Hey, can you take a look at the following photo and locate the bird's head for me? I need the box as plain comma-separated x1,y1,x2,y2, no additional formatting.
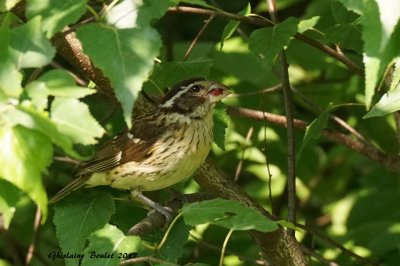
161,78,231,119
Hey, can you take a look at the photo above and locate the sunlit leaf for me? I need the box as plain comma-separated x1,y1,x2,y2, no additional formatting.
26,0,86,37
0,125,51,222
182,198,278,232
297,16,320,33
0,0,21,11
338,0,400,108
54,191,115,266
3,104,82,158
51,98,105,145
11,16,55,68
77,25,161,127
27,69,96,110
0,180,21,229
364,85,400,118
82,224,140,266
0,14,22,100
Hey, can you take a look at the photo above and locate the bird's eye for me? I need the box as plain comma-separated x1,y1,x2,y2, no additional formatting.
190,85,202,93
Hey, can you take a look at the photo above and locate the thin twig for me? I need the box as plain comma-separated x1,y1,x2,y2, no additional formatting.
189,233,267,265
219,229,235,266
184,14,216,60
234,126,254,181
168,6,364,76
25,207,42,265
266,0,296,237
227,106,400,172
120,256,179,266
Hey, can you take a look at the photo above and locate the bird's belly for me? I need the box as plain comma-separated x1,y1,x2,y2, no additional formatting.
89,140,211,191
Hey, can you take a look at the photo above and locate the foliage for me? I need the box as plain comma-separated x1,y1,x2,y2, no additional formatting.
0,0,400,265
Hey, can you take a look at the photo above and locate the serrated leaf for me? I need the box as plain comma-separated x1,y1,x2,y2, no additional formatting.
3,104,82,158
364,84,400,118
182,198,278,232
77,25,161,127
338,0,400,109
26,0,86,38
11,16,55,68
249,17,299,70
82,224,140,266
220,4,250,50
0,179,21,229
137,0,176,28
0,14,22,100
27,69,96,110
144,59,213,94
159,219,191,262
53,192,115,266
0,125,51,222
297,110,329,160
297,16,320,33
51,98,105,145
213,103,229,151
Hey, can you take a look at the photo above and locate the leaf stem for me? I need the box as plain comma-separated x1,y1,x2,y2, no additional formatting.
219,229,235,266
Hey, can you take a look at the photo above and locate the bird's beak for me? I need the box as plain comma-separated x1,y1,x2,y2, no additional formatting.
206,82,231,103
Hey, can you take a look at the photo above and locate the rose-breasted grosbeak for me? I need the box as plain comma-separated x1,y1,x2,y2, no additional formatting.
50,78,230,219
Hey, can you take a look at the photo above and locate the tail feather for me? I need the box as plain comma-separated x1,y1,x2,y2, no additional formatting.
49,175,90,204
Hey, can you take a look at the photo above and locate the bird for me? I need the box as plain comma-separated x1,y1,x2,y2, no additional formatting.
49,77,231,221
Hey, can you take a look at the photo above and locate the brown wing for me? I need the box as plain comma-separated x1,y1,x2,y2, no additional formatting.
76,115,165,176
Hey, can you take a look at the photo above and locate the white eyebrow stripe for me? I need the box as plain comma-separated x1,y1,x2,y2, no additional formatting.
161,84,193,108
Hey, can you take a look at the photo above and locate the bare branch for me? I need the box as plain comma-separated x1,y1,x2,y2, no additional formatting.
227,106,400,172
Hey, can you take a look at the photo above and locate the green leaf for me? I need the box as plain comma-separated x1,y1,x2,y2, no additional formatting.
0,179,21,229
3,104,82,158
51,98,105,145
0,0,20,12
77,25,161,127
136,0,176,28
297,16,320,33
26,0,86,38
249,18,299,70
144,59,213,94
53,191,115,266
82,224,140,266
182,198,278,232
0,125,52,222
10,16,55,68
213,103,229,151
297,110,329,160
338,0,400,109
27,69,96,110
0,14,22,100
220,3,251,50
364,85,400,118
159,219,191,262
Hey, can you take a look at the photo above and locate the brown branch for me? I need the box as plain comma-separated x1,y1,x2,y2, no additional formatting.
25,207,41,265
227,106,400,172
168,6,364,76
184,14,216,60
267,0,297,237
195,160,308,266
120,256,179,266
